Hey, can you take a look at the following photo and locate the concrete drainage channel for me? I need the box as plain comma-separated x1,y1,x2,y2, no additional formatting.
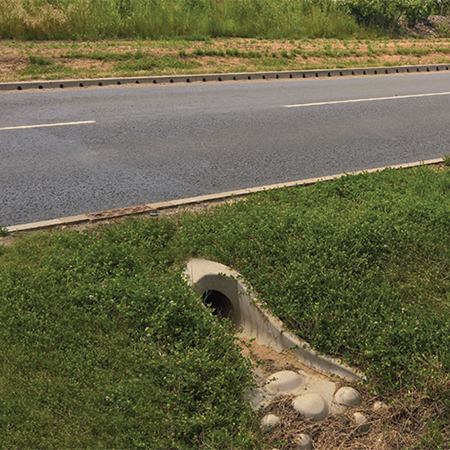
185,259,375,450
1,63,450,91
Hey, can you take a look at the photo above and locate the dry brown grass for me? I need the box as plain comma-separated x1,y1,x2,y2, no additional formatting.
240,337,450,450
261,388,450,450
1,37,450,82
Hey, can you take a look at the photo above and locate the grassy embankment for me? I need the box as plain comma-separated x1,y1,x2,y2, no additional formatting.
1,166,450,448
1,0,450,82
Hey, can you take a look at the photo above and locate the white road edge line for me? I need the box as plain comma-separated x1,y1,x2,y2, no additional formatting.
284,91,450,108
0,120,96,131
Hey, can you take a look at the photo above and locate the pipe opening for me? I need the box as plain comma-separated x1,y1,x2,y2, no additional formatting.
202,290,234,321
79,83,84,87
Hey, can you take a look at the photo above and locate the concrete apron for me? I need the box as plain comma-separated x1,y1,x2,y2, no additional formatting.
184,259,363,382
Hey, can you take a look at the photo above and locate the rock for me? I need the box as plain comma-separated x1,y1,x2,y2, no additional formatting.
261,414,280,429
353,412,370,434
334,386,362,407
292,394,328,421
373,400,387,411
264,370,304,395
296,433,312,450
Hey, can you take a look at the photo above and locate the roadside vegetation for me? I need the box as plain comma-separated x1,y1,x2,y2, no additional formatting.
1,0,450,82
1,0,450,41
3,36,450,82
1,165,450,448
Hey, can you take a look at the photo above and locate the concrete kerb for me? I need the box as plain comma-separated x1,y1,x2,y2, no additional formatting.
5,157,443,233
1,64,450,92
185,258,364,381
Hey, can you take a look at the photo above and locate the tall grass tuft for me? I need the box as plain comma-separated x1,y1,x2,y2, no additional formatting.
0,0,366,40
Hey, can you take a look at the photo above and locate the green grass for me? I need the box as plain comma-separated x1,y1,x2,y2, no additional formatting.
1,165,450,447
0,224,260,449
0,0,373,41
2,0,449,47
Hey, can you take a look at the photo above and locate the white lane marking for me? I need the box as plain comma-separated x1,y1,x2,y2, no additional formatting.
0,120,96,131
284,91,450,108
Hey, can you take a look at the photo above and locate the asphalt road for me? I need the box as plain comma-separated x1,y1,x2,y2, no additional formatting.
1,72,450,226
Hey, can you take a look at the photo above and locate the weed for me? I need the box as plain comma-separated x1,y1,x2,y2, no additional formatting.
29,55,51,65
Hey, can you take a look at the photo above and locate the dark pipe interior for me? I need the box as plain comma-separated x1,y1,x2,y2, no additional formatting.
202,290,234,320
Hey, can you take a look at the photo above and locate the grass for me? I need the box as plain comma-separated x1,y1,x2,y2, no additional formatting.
0,0,367,41
2,37,450,83
0,223,260,449
1,165,450,448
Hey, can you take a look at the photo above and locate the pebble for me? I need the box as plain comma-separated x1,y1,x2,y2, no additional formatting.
261,414,280,429
264,370,304,395
353,412,370,434
373,400,387,411
292,394,328,421
297,433,312,450
334,386,362,407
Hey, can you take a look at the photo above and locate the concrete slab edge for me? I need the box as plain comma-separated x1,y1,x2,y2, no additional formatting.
6,157,443,233
1,64,450,92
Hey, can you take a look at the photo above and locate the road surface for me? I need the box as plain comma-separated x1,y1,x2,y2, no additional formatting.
1,72,450,226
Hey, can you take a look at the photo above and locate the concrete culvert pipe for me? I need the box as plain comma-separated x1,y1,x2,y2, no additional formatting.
185,259,364,381
202,289,234,320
